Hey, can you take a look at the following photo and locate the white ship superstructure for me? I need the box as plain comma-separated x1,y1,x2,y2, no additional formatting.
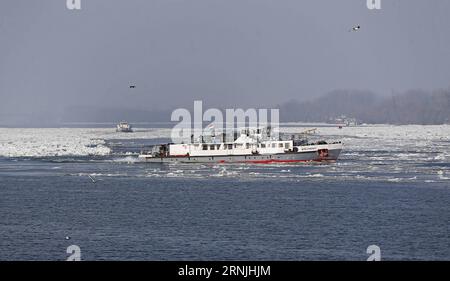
116,121,133,133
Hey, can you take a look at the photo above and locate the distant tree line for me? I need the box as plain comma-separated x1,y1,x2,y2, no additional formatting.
278,88,450,125
58,88,450,126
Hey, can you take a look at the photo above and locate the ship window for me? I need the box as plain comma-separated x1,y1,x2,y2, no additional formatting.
261,143,266,148
272,143,276,148
202,145,208,150
285,143,290,149
210,145,215,150
246,143,250,149
228,144,233,149
216,144,221,150
279,143,283,148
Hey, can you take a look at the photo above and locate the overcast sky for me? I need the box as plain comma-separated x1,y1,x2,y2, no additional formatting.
1,0,450,123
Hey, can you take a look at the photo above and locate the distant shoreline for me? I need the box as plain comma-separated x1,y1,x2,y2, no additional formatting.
1,122,449,129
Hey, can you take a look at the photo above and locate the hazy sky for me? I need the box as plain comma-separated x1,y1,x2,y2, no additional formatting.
1,0,450,122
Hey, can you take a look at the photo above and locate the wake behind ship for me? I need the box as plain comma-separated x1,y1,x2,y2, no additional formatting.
138,127,342,164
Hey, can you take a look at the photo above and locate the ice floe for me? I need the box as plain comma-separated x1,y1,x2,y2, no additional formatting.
0,128,170,157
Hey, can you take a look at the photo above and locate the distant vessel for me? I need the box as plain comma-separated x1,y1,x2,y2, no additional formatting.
329,115,359,127
139,127,342,164
116,121,133,133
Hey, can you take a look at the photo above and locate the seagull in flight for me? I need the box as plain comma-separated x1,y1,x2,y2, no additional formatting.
350,25,361,32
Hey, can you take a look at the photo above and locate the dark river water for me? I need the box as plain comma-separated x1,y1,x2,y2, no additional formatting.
0,126,449,260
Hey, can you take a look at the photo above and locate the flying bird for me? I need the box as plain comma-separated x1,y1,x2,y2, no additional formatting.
129,85,136,89
350,25,361,32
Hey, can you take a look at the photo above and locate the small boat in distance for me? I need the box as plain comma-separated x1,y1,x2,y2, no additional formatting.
116,121,133,133
139,127,343,164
